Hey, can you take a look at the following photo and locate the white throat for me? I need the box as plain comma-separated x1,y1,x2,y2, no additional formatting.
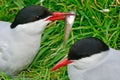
13,18,50,35
71,50,109,70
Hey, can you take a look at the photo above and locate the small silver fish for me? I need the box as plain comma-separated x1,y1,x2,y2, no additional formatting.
99,9,110,13
64,11,76,46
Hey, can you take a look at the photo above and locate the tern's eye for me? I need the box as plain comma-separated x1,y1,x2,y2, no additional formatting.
36,16,41,20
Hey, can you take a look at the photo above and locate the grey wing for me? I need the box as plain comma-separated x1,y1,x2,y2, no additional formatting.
84,64,120,80
84,50,120,80
0,21,11,69
0,42,9,72
0,21,11,27
0,21,11,57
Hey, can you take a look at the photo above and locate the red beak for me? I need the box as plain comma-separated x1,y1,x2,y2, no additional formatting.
46,12,73,21
51,58,72,71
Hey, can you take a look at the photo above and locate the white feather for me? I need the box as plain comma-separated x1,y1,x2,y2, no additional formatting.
0,18,50,76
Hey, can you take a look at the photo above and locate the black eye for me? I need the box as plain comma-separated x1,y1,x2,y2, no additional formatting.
36,16,40,20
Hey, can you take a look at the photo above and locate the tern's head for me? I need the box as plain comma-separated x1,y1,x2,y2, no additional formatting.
10,5,72,34
51,37,109,71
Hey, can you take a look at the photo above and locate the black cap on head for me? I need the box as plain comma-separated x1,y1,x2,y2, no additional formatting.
10,5,53,29
68,37,109,60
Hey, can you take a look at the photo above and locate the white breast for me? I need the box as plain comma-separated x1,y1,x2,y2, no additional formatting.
0,21,42,76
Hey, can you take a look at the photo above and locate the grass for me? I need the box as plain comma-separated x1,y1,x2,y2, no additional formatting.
0,0,120,80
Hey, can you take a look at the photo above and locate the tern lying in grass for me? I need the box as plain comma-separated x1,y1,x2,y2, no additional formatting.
0,5,72,76
52,37,120,80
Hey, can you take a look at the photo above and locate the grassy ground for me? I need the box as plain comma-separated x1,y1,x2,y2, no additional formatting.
0,0,120,80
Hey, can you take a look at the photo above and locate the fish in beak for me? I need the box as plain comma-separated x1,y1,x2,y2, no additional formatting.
64,11,76,46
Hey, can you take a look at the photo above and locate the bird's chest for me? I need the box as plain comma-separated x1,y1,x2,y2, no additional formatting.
1,35,41,75
9,37,40,65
